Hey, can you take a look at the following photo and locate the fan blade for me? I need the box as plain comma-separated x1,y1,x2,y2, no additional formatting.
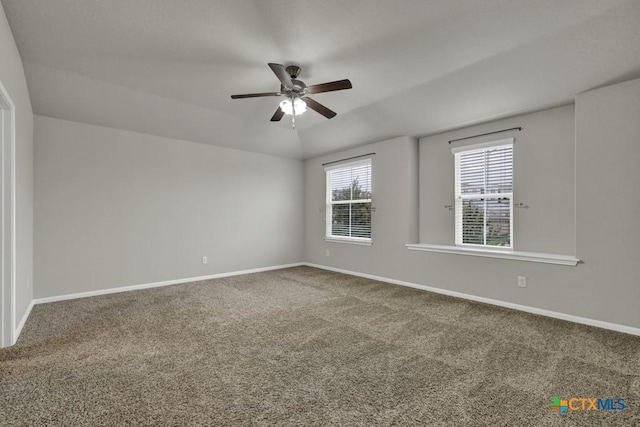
270,106,285,122
268,63,293,88
231,92,281,99
306,79,352,94
303,97,337,119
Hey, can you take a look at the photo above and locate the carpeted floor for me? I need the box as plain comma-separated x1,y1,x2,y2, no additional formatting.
1,266,639,426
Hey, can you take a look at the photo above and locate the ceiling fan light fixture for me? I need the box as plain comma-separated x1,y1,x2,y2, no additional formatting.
231,63,350,124
279,98,307,116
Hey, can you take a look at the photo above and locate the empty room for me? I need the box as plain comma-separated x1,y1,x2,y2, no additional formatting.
1,0,639,425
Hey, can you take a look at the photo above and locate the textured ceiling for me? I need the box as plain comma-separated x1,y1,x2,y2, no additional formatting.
3,0,640,159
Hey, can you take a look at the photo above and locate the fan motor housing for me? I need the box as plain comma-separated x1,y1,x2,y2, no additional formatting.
291,79,307,92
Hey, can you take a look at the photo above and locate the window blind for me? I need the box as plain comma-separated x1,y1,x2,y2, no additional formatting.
454,140,513,247
325,159,372,241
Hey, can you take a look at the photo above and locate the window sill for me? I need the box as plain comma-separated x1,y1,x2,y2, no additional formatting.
405,243,580,266
325,238,372,246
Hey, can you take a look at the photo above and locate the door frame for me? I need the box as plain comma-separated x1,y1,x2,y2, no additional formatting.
0,80,16,347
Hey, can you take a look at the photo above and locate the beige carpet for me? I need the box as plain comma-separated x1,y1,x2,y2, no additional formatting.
1,266,639,426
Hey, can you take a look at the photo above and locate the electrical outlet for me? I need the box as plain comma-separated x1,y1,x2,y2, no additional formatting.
325,250,330,257
202,256,208,265
517,276,527,288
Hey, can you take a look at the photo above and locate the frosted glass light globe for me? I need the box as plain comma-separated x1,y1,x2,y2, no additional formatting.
279,98,307,116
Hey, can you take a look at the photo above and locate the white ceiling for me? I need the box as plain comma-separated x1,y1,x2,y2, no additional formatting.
3,0,640,159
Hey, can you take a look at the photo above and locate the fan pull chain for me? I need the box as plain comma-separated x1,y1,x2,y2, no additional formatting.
291,97,296,129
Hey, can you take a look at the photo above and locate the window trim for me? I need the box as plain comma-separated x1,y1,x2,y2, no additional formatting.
324,237,373,246
325,158,373,243
405,244,580,266
453,138,514,250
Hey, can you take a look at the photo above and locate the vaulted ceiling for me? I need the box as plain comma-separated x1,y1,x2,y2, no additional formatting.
3,0,640,159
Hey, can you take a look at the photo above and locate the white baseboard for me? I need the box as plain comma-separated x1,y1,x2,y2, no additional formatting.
14,299,34,344
303,262,640,337
32,263,305,305
21,261,640,341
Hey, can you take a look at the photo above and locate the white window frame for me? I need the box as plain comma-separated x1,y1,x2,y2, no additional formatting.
325,158,372,244
452,138,514,250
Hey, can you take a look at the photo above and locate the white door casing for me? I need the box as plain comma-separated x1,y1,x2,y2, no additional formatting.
0,80,16,347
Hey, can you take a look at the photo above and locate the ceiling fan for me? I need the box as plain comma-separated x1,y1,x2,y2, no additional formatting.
231,63,352,129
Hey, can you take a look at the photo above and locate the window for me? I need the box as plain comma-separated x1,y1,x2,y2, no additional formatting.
325,159,372,243
453,139,513,248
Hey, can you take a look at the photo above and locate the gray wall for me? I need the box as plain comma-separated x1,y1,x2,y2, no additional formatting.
305,87,640,329
574,78,640,328
0,4,33,325
305,136,419,275
421,105,575,254
34,116,304,298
